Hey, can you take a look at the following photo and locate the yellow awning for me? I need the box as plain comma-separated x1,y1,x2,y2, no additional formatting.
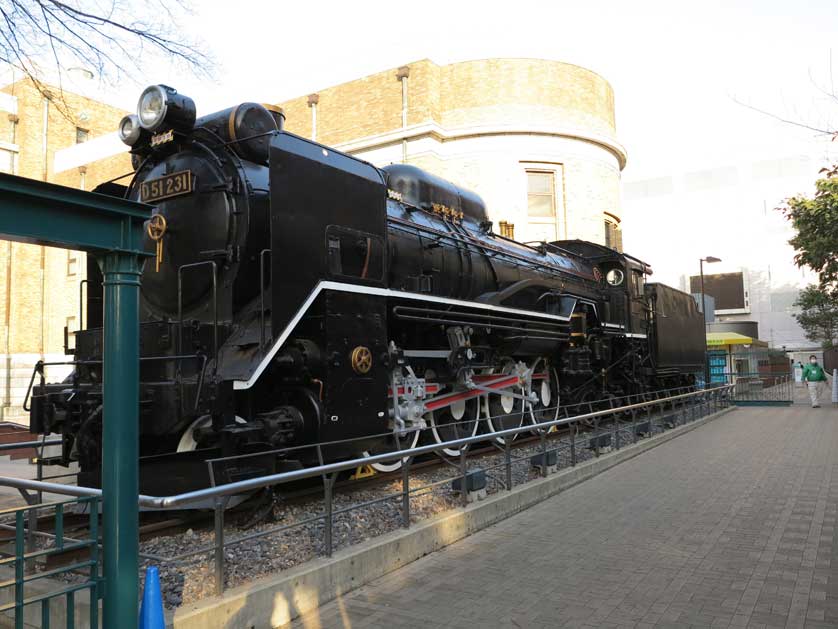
706,332,767,347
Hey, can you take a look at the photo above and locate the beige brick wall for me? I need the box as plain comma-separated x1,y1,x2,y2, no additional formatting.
279,95,312,140
406,59,441,127
278,58,616,144
438,59,615,136
0,78,130,384
281,72,400,146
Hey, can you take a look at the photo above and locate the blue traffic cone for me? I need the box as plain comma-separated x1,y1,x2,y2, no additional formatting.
139,565,165,629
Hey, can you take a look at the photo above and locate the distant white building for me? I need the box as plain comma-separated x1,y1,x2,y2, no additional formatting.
621,143,836,353
681,267,813,352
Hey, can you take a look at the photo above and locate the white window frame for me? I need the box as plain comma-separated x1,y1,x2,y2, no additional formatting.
521,162,566,241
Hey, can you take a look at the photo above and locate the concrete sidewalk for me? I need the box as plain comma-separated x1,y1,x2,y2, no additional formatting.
285,405,838,628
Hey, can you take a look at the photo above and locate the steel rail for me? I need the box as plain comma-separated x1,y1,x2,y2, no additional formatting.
0,386,732,509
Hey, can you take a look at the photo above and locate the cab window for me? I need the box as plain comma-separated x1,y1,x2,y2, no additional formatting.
632,271,644,297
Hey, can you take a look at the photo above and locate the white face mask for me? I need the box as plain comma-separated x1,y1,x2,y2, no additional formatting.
811,359,818,364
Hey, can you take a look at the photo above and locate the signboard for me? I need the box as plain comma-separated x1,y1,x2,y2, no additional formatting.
689,271,749,314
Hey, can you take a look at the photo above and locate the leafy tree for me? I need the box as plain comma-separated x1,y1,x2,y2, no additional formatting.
794,284,838,349
0,0,209,113
781,168,838,287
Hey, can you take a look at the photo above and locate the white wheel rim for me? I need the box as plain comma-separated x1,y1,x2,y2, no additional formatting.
429,398,481,457
486,363,524,443
177,415,246,452
528,367,560,428
364,427,421,473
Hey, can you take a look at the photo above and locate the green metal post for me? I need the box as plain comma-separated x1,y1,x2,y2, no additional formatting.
0,172,149,628
99,252,142,628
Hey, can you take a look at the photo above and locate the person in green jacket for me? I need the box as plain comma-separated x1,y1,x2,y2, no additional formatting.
802,355,831,408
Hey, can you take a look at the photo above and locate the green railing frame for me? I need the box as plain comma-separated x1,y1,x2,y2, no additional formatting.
0,497,100,628
716,371,794,406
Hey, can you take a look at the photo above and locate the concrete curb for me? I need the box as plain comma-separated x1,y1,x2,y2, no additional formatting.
168,406,735,629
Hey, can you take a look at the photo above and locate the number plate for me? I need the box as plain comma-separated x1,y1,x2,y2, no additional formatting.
140,170,193,204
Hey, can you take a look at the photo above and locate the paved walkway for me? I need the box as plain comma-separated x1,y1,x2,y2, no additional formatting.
286,404,838,629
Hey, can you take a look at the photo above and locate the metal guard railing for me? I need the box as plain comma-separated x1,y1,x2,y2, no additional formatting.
0,497,99,629
0,385,733,606
712,372,793,404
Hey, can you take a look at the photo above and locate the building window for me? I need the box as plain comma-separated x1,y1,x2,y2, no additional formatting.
604,213,623,252
522,164,565,242
526,171,556,218
75,127,89,144
67,251,79,277
498,221,515,239
65,315,77,352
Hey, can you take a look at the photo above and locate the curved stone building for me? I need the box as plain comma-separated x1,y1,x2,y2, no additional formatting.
277,58,627,247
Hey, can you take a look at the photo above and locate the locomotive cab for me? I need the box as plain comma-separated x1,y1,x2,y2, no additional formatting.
551,240,651,334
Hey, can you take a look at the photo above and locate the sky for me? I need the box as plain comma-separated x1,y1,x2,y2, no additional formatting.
24,0,838,292
103,0,838,181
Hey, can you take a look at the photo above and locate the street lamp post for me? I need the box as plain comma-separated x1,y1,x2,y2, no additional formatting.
699,256,721,386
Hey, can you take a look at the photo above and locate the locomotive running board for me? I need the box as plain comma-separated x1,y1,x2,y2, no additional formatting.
233,280,574,390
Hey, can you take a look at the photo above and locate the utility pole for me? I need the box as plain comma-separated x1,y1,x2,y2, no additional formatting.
699,256,721,385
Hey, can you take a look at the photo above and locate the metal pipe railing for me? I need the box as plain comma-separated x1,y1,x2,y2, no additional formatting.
0,385,732,600
0,438,62,452
200,383,698,472
0,386,733,510
148,386,731,508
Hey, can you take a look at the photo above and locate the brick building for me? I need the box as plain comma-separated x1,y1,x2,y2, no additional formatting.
1,57,626,422
277,58,627,246
0,78,130,421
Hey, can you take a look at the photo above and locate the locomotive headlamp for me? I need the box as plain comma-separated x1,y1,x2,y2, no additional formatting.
137,85,167,130
118,114,142,146
606,268,625,286
137,84,196,133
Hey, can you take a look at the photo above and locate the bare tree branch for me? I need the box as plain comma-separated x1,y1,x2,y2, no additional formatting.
0,0,211,120
732,53,838,139
729,93,835,135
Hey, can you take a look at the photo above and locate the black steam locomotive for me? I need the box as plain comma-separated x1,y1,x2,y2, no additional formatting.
30,85,706,493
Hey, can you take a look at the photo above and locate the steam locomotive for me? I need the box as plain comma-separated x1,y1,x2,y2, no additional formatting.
30,85,706,494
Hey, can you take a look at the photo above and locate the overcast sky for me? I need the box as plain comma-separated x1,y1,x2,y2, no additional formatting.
104,0,838,181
